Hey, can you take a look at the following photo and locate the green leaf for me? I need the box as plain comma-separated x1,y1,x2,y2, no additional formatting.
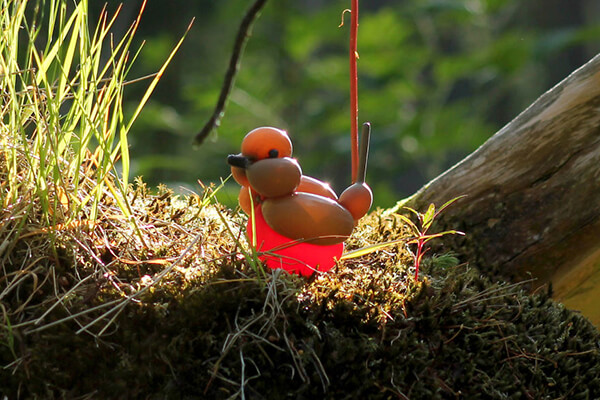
422,203,436,231
433,195,467,220
407,230,465,245
396,213,420,235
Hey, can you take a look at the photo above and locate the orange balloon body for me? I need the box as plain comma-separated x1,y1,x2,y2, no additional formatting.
248,206,343,276
231,165,249,187
239,186,260,215
262,193,354,246
246,158,301,198
296,176,338,200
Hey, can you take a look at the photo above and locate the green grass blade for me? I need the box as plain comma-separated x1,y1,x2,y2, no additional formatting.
124,18,194,135
340,238,409,260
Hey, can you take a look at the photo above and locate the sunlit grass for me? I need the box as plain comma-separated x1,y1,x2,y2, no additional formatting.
0,0,190,228
0,0,197,343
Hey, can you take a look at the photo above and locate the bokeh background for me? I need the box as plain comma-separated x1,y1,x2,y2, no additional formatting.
91,0,600,210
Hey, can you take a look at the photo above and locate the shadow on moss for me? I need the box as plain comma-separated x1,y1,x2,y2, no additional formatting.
3,256,600,399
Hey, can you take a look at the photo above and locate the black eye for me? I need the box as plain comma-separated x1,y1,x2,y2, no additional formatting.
268,149,279,158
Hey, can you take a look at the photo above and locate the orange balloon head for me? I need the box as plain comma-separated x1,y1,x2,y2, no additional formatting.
241,127,292,161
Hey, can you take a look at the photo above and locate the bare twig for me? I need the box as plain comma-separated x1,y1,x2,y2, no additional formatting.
193,0,269,145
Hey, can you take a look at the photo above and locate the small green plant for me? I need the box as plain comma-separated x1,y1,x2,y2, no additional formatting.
342,196,465,280
399,196,465,280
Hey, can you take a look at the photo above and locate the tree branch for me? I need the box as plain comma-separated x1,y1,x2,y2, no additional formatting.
193,0,268,146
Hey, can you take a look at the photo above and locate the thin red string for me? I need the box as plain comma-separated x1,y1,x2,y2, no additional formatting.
349,0,359,183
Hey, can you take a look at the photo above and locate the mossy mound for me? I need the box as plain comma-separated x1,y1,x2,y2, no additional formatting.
1,185,600,399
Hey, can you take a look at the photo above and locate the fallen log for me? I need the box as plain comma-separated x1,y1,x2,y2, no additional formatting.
396,53,600,324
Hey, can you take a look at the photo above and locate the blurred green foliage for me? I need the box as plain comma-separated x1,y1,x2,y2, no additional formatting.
91,0,599,209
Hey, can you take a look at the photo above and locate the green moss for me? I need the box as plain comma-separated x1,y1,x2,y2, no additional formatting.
3,257,600,399
1,187,599,399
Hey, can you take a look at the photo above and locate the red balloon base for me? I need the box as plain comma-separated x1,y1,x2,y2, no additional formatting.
247,207,343,277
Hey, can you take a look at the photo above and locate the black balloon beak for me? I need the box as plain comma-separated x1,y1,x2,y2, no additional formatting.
227,153,250,169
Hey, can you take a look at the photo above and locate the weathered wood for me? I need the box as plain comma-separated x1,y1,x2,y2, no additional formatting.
397,53,600,322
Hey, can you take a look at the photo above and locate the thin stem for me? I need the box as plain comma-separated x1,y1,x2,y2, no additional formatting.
357,122,370,183
193,0,268,146
415,238,424,280
349,0,359,183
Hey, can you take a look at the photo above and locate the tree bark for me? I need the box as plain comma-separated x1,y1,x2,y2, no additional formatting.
397,53,600,323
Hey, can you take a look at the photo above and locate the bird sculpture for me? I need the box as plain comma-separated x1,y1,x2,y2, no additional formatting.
227,126,372,276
